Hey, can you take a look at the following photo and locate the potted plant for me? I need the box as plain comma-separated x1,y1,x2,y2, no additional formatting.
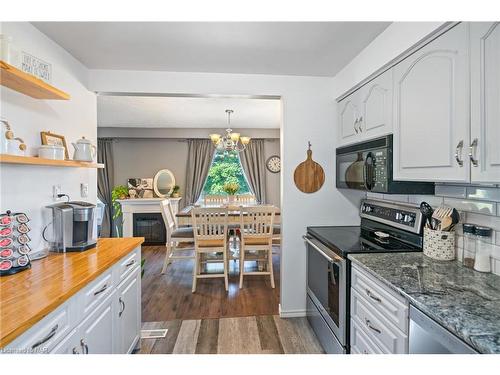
171,185,180,198
223,182,239,203
111,185,129,237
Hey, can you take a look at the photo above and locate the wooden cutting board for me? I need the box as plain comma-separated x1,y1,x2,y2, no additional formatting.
294,143,325,193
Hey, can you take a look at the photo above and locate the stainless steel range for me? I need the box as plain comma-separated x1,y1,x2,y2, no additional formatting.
303,199,424,354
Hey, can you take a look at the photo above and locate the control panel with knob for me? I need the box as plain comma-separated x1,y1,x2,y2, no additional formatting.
360,199,423,234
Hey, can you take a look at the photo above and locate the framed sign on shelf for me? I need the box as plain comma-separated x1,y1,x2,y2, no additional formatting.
40,131,69,159
21,52,52,83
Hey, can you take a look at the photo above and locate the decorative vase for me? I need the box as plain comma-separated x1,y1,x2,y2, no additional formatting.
172,192,180,198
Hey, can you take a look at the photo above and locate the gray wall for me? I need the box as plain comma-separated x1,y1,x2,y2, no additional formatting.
110,136,281,207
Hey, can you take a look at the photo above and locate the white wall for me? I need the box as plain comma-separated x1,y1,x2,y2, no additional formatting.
0,22,96,257
332,22,445,98
89,69,362,315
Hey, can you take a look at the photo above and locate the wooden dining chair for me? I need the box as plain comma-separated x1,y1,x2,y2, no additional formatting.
236,194,257,205
160,199,195,274
203,194,225,206
190,207,229,293
238,206,275,289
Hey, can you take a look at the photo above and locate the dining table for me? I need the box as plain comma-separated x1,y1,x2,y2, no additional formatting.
176,204,281,226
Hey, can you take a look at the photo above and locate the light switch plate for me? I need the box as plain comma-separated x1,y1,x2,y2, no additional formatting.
80,183,89,198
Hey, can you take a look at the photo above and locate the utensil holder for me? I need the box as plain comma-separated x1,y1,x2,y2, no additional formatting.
423,227,456,261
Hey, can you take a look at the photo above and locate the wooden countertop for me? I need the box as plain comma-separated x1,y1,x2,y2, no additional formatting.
0,237,144,347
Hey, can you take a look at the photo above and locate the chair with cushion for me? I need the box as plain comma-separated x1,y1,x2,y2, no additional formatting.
238,205,275,289
203,194,225,206
191,207,229,293
160,199,195,274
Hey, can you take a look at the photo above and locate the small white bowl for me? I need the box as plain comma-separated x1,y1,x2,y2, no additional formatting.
38,145,65,160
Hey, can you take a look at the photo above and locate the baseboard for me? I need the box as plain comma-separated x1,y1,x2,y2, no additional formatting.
278,303,307,318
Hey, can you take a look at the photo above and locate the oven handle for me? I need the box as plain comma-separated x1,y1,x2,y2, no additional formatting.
303,236,342,264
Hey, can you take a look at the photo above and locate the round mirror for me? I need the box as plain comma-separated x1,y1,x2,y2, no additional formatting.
153,169,176,197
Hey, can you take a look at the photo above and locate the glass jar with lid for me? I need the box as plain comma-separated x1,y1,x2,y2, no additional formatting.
462,223,476,269
474,226,492,273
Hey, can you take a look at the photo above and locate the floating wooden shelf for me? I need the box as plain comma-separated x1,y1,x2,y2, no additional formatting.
0,60,70,100
0,154,104,169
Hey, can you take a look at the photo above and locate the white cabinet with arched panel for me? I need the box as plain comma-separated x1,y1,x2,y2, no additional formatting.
337,68,393,147
359,69,393,139
338,92,361,145
470,22,500,183
392,22,469,182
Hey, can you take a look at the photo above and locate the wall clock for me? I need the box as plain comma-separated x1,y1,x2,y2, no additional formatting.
266,155,281,173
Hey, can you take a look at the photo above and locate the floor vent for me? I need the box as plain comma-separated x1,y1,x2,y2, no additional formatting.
140,329,168,339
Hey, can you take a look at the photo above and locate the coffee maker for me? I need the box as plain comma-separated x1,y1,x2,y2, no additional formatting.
47,201,97,252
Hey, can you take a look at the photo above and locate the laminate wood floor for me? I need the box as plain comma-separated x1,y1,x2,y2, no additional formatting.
139,316,324,354
141,245,280,322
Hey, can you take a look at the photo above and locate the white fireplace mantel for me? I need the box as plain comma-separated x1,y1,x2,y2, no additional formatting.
117,197,182,237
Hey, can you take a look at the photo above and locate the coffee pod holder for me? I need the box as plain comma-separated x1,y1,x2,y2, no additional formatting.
423,226,456,261
0,210,32,276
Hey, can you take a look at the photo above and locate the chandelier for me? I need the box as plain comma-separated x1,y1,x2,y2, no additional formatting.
209,109,251,154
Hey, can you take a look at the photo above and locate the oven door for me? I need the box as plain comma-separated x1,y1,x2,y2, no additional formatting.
304,235,346,347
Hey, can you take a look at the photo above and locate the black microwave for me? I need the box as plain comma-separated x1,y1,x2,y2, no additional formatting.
336,135,435,194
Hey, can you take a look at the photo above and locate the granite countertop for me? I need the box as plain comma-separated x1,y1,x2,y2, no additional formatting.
348,252,500,354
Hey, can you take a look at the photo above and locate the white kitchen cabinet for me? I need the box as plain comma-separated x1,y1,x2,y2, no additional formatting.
338,91,361,145
116,267,141,354
470,22,500,183
350,319,385,354
4,246,142,354
359,68,393,139
350,264,409,354
50,329,81,354
393,22,470,183
338,69,393,147
78,293,115,354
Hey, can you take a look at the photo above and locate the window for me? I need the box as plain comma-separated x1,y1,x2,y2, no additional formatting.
201,152,252,197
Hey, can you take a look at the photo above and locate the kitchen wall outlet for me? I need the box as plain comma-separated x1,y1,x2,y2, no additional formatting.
53,185,61,199
80,183,89,198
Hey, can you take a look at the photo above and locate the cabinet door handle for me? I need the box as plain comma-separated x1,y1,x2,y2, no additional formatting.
365,318,382,334
80,339,89,354
365,289,382,303
354,118,359,134
469,138,478,167
31,324,58,349
125,259,136,267
93,284,108,296
119,297,126,317
455,140,464,166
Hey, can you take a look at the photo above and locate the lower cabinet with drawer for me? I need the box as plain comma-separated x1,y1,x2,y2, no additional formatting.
5,246,141,354
350,263,409,354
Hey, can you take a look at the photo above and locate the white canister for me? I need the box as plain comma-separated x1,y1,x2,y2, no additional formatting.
474,226,492,273
0,35,20,67
38,145,65,160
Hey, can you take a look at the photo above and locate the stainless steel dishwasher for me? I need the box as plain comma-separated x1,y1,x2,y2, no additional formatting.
409,306,478,354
